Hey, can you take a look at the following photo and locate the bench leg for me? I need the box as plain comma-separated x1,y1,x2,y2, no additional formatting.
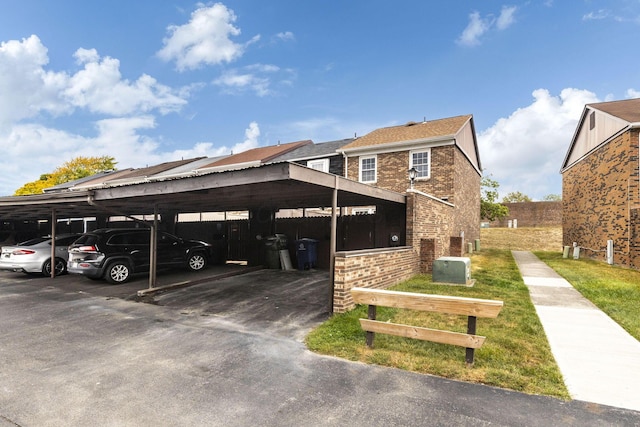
466,316,477,366
366,305,377,348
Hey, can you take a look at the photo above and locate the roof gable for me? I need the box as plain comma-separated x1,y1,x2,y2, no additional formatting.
341,115,472,150
562,98,640,171
340,114,481,173
588,98,640,123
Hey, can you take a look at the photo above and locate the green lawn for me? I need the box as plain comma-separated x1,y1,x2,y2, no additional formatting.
535,251,640,340
306,249,570,399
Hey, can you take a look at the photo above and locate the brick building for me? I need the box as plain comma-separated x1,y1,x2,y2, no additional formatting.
561,98,640,268
3,114,482,313
338,115,481,244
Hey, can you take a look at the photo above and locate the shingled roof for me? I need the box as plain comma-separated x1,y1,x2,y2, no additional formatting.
588,98,640,123
200,140,313,168
340,115,472,150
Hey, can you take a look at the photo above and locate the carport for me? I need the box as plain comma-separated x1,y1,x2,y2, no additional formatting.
0,162,406,307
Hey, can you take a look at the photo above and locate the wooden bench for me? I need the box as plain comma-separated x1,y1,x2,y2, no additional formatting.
350,287,504,365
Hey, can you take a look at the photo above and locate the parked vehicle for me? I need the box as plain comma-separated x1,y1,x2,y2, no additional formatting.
0,233,82,276
67,228,214,284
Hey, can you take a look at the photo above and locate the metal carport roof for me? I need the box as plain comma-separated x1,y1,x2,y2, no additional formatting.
0,162,405,220
0,162,406,299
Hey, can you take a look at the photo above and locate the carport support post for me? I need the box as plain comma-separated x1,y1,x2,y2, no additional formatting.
50,208,57,278
149,204,159,289
329,176,338,313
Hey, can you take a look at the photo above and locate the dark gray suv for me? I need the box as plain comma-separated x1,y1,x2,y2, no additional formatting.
67,228,214,284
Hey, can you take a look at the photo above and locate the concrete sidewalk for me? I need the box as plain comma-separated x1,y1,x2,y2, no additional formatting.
512,250,640,412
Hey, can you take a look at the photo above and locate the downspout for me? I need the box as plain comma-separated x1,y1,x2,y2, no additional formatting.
341,151,348,179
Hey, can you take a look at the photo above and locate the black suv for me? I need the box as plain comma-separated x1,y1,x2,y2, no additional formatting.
67,228,214,284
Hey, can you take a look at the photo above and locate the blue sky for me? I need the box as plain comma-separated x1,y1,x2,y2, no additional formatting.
0,1,638,199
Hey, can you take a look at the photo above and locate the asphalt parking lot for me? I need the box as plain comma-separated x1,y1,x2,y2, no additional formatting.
1,266,639,426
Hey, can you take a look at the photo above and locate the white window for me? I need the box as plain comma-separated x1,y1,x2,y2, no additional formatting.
360,156,377,183
307,159,329,173
410,149,430,179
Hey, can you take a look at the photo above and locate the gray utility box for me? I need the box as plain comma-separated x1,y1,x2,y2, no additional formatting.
432,256,471,285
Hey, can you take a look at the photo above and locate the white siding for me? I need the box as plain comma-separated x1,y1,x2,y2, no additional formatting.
566,108,628,167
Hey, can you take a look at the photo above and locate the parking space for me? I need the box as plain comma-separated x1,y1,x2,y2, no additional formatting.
0,264,332,339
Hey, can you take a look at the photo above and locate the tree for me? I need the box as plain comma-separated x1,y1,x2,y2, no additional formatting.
480,175,509,221
542,194,562,201
14,156,117,195
502,191,532,203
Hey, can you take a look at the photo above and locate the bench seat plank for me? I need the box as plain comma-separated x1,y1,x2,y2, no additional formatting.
351,287,503,318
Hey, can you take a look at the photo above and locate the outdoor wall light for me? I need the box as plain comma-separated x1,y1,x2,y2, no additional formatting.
408,167,418,189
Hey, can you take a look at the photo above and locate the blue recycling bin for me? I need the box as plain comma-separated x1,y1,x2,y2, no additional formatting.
296,238,318,270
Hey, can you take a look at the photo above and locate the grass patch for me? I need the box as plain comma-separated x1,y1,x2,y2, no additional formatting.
480,227,562,252
306,249,569,399
535,251,640,340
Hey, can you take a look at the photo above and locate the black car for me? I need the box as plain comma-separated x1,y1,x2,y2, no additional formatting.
67,228,214,284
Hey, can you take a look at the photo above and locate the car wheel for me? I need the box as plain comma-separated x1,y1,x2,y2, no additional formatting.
105,261,131,284
42,258,67,276
187,252,207,271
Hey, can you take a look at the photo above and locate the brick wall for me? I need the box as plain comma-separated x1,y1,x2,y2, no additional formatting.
333,247,419,313
631,208,640,269
489,201,562,228
406,191,454,260
562,129,639,267
453,148,481,242
346,146,456,196
346,145,479,242
332,191,457,312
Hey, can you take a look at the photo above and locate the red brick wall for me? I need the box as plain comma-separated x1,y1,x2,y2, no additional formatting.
346,145,479,243
406,191,454,260
562,129,639,267
332,192,457,312
489,201,562,228
333,247,419,313
453,148,481,242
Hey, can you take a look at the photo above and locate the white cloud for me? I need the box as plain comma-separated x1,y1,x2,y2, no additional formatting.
0,35,70,125
274,31,295,42
157,3,252,71
457,6,518,46
232,121,260,153
0,35,199,195
65,49,187,115
478,88,600,200
213,64,294,97
0,117,161,195
457,12,491,46
496,6,517,30
0,35,188,130
583,9,610,21
626,88,640,98
166,122,260,159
